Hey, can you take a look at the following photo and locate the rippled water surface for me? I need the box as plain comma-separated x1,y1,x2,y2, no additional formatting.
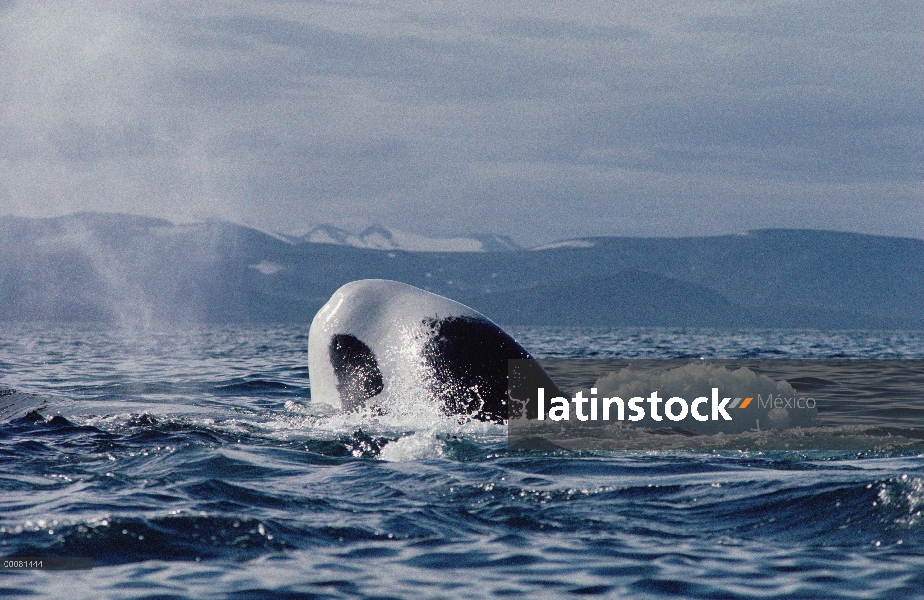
2,324,924,598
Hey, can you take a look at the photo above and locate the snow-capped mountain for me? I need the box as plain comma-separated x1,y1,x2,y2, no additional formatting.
2,213,923,329
299,224,520,252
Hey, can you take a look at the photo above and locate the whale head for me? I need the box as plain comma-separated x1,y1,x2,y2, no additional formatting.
307,279,556,422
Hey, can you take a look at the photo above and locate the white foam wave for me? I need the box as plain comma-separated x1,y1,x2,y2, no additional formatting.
378,432,445,461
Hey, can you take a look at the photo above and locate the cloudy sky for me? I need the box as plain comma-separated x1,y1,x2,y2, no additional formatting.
0,1,920,245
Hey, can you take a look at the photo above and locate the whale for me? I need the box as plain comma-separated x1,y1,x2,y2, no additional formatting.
307,279,559,422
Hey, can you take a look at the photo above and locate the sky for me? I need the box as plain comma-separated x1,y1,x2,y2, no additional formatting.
0,1,921,246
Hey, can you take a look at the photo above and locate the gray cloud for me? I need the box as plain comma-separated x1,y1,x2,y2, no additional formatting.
0,1,920,244
494,17,646,42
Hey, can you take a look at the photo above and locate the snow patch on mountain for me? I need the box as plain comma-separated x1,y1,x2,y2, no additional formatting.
530,239,597,250
250,260,285,275
299,225,519,252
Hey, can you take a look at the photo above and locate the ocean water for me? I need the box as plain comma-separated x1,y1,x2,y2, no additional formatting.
2,324,924,598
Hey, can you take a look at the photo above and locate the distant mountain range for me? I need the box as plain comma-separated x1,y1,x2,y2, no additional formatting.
0,212,922,329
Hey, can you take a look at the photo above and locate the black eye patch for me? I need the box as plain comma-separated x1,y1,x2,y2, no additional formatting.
328,334,384,411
